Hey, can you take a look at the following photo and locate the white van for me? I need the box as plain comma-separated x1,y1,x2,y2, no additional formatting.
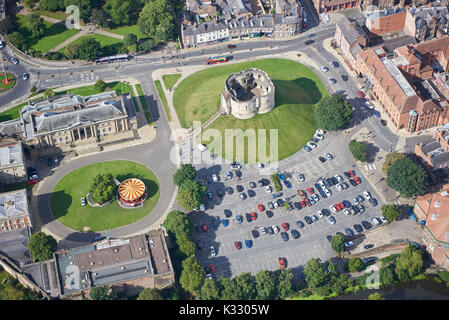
197,144,207,152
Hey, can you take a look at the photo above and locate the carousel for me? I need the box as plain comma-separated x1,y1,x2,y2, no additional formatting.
117,178,147,208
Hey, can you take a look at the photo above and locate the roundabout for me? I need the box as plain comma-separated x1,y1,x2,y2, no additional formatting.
50,160,160,232
0,73,16,92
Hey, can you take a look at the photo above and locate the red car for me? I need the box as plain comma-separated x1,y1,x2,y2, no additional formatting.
307,187,314,194
278,257,286,269
337,202,345,211
348,170,356,177
234,241,242,250
299,201,306,208
250,212,257,221
28,179,39,185
209,265,216,273
354,176,361,184
257,204,264,212
281,223,289,231
358,90,365,98
304,198,311,206
202,223,208,232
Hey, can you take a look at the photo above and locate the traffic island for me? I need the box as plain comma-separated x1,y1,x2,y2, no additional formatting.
0,73,16,92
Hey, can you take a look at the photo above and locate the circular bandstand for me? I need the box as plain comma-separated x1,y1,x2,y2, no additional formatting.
117,178,147,208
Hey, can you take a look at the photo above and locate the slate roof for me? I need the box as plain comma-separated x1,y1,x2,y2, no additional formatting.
0,189,29,220
0,227,31,266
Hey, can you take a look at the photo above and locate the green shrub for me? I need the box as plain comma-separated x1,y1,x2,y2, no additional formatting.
270,174,282,191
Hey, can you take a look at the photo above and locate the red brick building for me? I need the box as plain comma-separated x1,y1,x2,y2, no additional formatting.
414,183,449,269
365,8,407,36
314,0,359,14
414,124,449,171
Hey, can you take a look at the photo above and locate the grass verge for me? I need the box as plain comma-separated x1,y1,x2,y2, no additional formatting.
154,80,172,122
162,74,181,91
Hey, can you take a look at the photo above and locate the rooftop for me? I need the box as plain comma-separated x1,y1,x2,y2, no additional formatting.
0,141,23,168
366,8,406,22
0,227,31,266
381,57,416,97
0,189,29,221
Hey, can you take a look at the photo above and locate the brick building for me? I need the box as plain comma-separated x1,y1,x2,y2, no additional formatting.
314,0,359,14
414,123,449,170
365,8,407,36
414,183,449,270
335,17,368,68
0,189,32,232
404,6,449,42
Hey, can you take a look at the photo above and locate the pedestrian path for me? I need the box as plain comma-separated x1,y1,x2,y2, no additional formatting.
364,164,376,171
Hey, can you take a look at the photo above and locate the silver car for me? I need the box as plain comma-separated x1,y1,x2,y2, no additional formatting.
327,216,336,224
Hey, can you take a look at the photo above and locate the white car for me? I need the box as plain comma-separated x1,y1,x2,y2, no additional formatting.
345,241,354,248
320,66,329,72
310,197,316,205
311,194,319,202
311,215,318,222
81,197,86,206
307,141,317,149
364,101,374,109
212,174,218,182
318,180,325,189
380,216,388,224
317,210,324,218
335,175,343,183
272,225,279,233
273,201,279,208
330,205,337,214
314,134,324,140
327,216,336,224
371,217,380,226
210,246,216,256
316,129,325,135
353,197,359,205
265,186,272,193
336,184,343,192
328,77,337,84
325,153,333,160
343,209,350,216
257,161,264,169
324,188,331,197
363,191,371,199
298,173,305,182
261,227,267,234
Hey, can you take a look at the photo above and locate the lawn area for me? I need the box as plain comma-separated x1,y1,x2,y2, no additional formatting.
154,80,172,122
40,10,69,21
174,58,328,162
56,34,123,55
50,160,160,232
0,102,27,122
105,24,145,40
135,84,149,111
162,74,181,91
15,14,80,53
144,111,152,125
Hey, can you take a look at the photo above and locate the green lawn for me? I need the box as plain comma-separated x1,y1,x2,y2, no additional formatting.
40,10,69,21
15,14,80,53
56,34,123,55
105,24,145,40
0,73,16,92
50,160,160,232
0,102,27,122
144,111,152,125
154,80,172,122
135,84,149,110
174,58,328,162
162,74,181,91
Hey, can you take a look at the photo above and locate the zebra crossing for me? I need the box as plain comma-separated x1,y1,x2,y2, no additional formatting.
364,164,376,171
392,199,402,206
79,73,99,81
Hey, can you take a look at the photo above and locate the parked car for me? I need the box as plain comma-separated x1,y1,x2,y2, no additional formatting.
245,240,252,248
320,66,329,72
363,191,371,199
380,216,388,224
10,57,18,64
278,257,286,268
344,241,354,248
297,173,305,182
212,174,218,182
303,145,311,152
327,216,336,224
319,156,326,163
332,61,339,68
328,77,337,84
281,232,289,241
291,229,300,239
304,216,313,224
210,246,216,256
353,224,363,233
325,153,333,160
81,197,86,206
344,228,354,238
236,215,243,224
364,244,374,250
296,220,305,228
341,74,348,81
361,220,372,230
371,217,380,226
234,241,242,250
48,158,53,166
369,198,378,206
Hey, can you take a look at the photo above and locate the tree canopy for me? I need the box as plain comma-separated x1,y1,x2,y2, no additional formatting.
162,210,193,237
90,8,110,28
330,234,345,254
103,0,133,26
381,204,401,222
276,268,294,299
347,257,364,273
176,179,206,211
349,139,367,162
137,288,163,300
39,0,65,11
386,157,428,198
90,285,117,300
25,13,46,38
255,270,276,299
77,37,103,61
314,94,352,131
89,173,117,204
179,256,205,293
395,245,423,282
218,278,239,300
382,152,407,173
199,278,221,300
235,272,257,300
173,164,197,186
304,258,328,288
28,232,58,262
138,0,174,41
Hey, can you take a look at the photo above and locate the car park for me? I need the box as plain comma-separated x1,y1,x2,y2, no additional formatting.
245,240,252,248
236,215,243,224
296,220,305,228
325,153,333,160
361,220,372,230
297,173,305,182
291,229,300,239
328,77,337,84
327,216,336,224
234,241,242,250
304,216,313,224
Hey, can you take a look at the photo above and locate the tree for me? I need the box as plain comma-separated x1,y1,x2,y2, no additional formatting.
162,210,193,238
28,232,57,262
173,164,197,186
380,266,395,286
0,286,26,300
303,258,328,288
31,86,38,93
199,278,221,300
349,139,367,162
104,0,132,26
235,272,256,300
276,269,294,299
218,278,239,300
395,245,423,281
90,8,110,28
94,79,106,92
382,152,406,174
23,0,37,9
138,38,157,52
176,232,195,257
64,0,94,20
77,37,102,61
8,32,26,50
137,288,163,300
25,13,46,38
367,293,386,300
90,285,117,300
176,179,206,211
330,234,345,254
39,0,65,11
179,256,205,293
347,258,364,273
0,16,17,35
138,0,174,40
331,274,352,296
255,270,276,299
381,204,401,222
124,33,138,47
386,157,429,198
314,94,352,131
43,89,56,98
64,43,79,59
89,173,116,204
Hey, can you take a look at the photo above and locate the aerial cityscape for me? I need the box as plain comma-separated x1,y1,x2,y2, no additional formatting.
1,0,449,303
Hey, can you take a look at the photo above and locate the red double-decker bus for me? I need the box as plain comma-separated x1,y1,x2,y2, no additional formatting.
206,55,227,65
